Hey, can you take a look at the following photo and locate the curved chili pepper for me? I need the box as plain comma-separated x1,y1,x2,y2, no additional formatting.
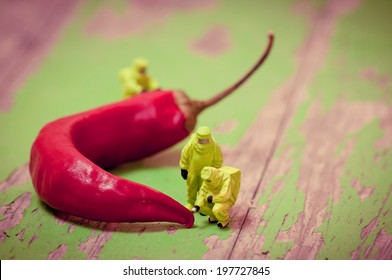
29,33,274,228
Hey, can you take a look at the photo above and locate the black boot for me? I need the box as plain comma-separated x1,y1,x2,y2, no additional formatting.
217,222,228,229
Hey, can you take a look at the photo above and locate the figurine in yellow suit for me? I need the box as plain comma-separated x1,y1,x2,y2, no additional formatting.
192,166,241,228
179,126,223,210
119,57,160,98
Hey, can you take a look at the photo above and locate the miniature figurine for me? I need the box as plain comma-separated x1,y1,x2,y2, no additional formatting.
192,166,241,228
119,57,160,98
179,126,223,210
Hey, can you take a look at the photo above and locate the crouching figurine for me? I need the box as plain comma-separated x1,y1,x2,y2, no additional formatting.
119,57,160,98
192,166,241,228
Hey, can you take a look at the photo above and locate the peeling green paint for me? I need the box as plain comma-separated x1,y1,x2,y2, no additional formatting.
275,100,311,159
263,0,392,260
257,176,283,209
258,160,305,257
0,0,308,259
256,77,312,258
100,215,231,260
309,0,392,110
317,121,392,259
2,0,390,260
0,184,92,259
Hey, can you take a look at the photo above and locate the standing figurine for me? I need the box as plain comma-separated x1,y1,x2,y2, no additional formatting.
179,126,223,210
192,166,241,228
119,57,160,98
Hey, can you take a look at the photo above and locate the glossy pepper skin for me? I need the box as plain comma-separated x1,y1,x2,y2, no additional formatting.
30,90,194,228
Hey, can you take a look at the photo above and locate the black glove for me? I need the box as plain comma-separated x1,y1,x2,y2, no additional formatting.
207,196,213,203
181,169,188,180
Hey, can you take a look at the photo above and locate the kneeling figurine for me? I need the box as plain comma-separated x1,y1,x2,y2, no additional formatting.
192,166,241,228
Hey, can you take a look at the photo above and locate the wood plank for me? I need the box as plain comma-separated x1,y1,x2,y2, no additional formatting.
202,0,354,259
224,0,392,260
0,0,391,260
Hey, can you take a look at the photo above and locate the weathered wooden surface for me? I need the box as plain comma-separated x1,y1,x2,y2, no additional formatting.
0,0,79,111
0,0,391,260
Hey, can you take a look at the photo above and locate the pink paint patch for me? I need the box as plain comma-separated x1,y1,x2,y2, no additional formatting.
352,179,375,201
375,109,392,150
28,234,39,246
191,26,232,57
359,68,391,91
329,0,361,16
68,224,77,233
379,75,391,88
167,226,177,235
54,215,67,226
293,0,318,18
86,0,218,40
78,223,118,260
0,163,30,191
16,229,25,241
372,228,392,259
360,68,377,80
354,227,392,259
204,234,221,251
0,192,31,244
138,227,146,236
48,244,68,260
361,217,378,239
215,119,238,134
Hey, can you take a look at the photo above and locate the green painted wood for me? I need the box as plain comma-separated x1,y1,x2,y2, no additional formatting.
0,0,391,260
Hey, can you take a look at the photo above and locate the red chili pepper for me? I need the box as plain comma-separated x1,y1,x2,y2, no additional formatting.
29,33,274,228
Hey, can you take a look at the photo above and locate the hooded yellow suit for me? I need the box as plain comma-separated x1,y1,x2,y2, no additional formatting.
179,126,223,210
196,166,241,227
119,58,159,98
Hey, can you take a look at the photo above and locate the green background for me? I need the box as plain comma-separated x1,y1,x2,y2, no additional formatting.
0,0,391,259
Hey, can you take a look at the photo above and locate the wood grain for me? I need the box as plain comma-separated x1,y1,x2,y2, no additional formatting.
0,0,390,260
203,0,361,259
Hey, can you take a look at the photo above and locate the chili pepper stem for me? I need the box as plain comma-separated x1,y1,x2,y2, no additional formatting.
198,32,274,112
175,33,274,132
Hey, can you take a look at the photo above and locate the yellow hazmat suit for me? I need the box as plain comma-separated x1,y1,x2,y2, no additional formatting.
179,126,223,210
194,166,241,228
119,57,159,98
